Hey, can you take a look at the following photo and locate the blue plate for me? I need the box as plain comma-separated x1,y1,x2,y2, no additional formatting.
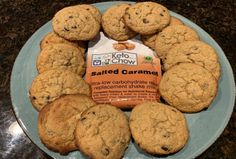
10,1,235,159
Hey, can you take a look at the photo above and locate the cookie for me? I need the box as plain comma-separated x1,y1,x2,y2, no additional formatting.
130,101,189,155
169,16,183,26
164,41,221,80
141,34,157,50
155,25,199,59
37,43,85,76
124,2,170,35
159,63,218,113
40,32,86,54
75,4,102,23
38,94,96,154
141,16,183,49
29,69,91,111
75,104,130,159
52,6,100,41
102,3,137,41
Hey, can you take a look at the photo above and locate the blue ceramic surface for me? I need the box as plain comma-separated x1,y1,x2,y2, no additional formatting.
10,1,235,159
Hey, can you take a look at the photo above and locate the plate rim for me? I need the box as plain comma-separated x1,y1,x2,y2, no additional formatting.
10,1,235,159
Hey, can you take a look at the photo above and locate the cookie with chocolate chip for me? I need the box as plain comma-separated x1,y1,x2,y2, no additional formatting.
124,2,170,35
130,101,189,155
37,43,85,76
141,16,184,50
38,94,96,154
52,5,100,41
40,32,86,54
29,69,91,111
75,104,130,159
102,3,137,41
75,4,102,23
163,41,221,80
159,63,218,112
155,25,199,59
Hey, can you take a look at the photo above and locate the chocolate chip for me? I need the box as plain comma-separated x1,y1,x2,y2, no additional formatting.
64,27,69,32
71,26,77,29
161,146,169,151
46,96,50,100
171,109,176,112
80,117,87,121
32,96,36,100
88,111,96,115
161,34,165,38
65,62,71,66
127,13,131,19
143,18,149,24
86,8,90,11
101,147,109,156
160,13,164,16
68,15,73,19
163,133,170,138
163,10,166,12
135,12,139,15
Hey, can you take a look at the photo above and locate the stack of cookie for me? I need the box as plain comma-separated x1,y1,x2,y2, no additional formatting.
27,2,221,158
38,95,131,158
29,4,103,111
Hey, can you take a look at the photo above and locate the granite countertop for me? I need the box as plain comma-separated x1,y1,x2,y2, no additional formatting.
0,0,235,158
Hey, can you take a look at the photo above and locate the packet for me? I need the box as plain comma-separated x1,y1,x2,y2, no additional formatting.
85,32,162,108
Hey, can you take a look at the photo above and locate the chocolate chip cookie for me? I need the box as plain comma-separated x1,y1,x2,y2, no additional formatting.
38,94,96,154
155,25,199,59
102,3,137,41
37,43,85,76
52,6,100,41
164,41,221,80
124,2,170,35
75,104,130,159
130,101,189,155
29,69,91,111
159,63,218,112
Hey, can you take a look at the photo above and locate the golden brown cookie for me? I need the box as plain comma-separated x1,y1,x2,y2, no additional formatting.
159,63,218,112
38,94,96,154
52,6,100,41
29,69,91,111
37,43,85,76
141,16,183,49
155,25,199,59
75,104,130,159
75,4,102,23
141,34,157,50
40,32,86,54
124,2,170,35
102,3,137,41
130,101,189,155
169,16,183,26
164,41,221,80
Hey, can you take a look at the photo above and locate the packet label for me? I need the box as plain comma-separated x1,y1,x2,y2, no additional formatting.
85,32,162,108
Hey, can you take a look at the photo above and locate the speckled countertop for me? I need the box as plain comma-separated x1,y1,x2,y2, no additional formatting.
0,0,235,158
